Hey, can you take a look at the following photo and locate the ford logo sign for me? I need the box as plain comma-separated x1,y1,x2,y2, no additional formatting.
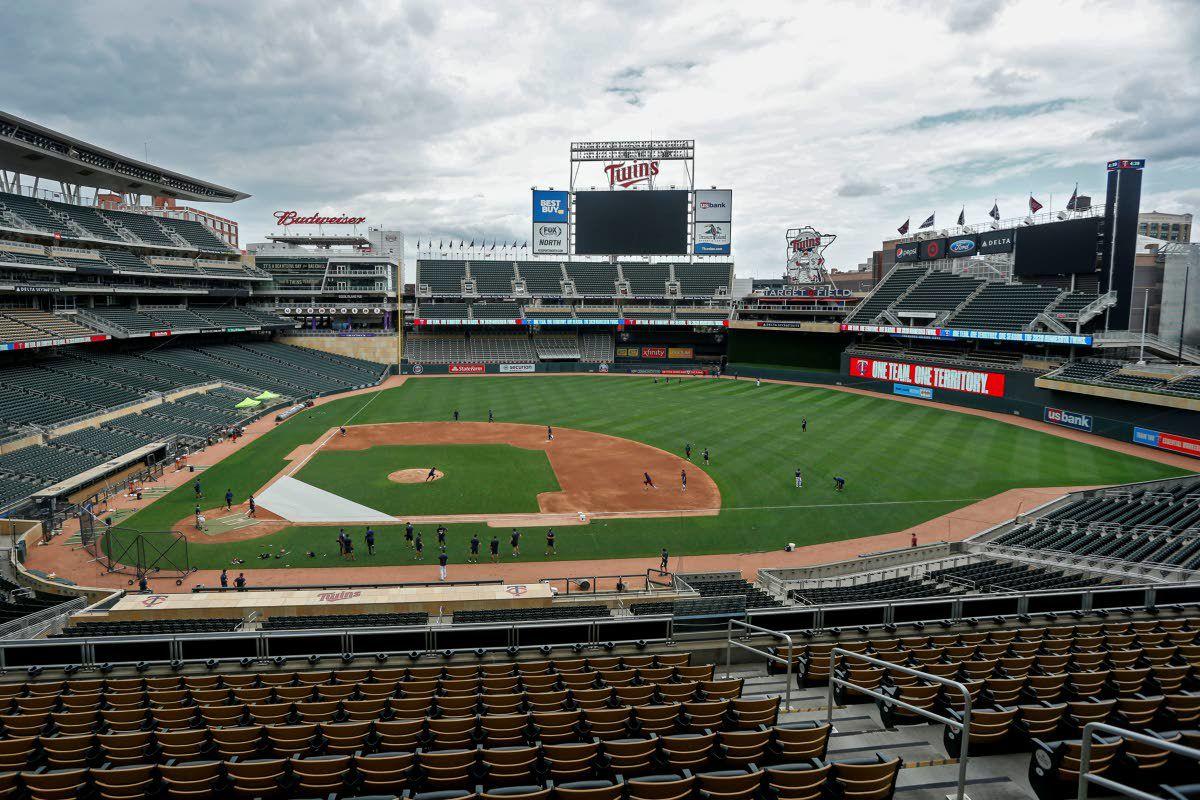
949,239,976,254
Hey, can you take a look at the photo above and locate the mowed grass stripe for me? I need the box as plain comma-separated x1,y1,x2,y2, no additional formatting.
122,375,1188,569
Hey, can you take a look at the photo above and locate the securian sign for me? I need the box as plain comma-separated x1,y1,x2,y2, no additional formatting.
274,211,367,226
604,161,660,188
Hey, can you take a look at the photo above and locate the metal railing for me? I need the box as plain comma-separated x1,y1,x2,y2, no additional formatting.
0,595,86,640
828,649,972,800
1077,721,1200,800
725,619,793,711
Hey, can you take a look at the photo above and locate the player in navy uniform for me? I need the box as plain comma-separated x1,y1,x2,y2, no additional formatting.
437,524,447,552
834,476,846,492
365,527,376,555
405,522,414,548
510,528,521,556
469,534,480,563
545,529,556,556
660,548,669,571
702,448,710,466
414,532,424,560
801,417,807,433
225,488,234,510
795,469,803,488
490,535,500,563
685,443,692,461
643,471,656,490
438,551,449,581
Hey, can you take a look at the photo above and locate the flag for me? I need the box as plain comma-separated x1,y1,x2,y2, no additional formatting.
988,201,1000,221
897,218,910,235
1066,184,1079,211
919,213,935,229
522,241,528,249
470,240,475,248
491,242,496,250
439,240,443,249
957,208,965,226
1028,195,1043,214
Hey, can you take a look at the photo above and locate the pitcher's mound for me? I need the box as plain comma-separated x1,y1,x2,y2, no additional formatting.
389,468,443,484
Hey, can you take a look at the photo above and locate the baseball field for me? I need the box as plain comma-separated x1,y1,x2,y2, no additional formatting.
119,375,1188,569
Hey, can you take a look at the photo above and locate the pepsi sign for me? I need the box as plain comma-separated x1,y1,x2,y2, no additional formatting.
1044,406,1093,432
946,235,977,258
895,242,919,262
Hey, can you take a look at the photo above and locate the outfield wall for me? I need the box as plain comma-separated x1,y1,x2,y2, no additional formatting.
276,332,400,366
726,328,852,370
401,362,716,376
726,357,1200,459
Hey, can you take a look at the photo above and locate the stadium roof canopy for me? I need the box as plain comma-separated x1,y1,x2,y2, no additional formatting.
266,234,371,247
0,111,249,203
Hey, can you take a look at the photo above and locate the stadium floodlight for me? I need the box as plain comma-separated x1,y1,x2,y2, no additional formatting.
962,225,975,234
990,222,1001,230
1056,211,1068,220
938,229,949,237
1022,217,1035,226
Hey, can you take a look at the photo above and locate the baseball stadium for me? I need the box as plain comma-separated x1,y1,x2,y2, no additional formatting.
0,116,1199,800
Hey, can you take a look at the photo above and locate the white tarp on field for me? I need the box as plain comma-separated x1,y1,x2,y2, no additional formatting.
257,476,395,523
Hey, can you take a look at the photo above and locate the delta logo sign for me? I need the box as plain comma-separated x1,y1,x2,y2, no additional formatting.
604,160,660,188
1044,407,1093,432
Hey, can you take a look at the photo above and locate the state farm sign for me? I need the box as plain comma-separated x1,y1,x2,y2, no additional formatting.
849,357,1005,397
605,161,660,188
274,211,367,226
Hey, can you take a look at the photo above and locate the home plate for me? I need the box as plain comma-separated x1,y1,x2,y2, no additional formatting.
257,476,395,523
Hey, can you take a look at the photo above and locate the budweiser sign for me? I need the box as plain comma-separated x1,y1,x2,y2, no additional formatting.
274,211,367,227
604,161,659,188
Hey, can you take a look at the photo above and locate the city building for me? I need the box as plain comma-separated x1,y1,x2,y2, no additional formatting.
1138,210,1192,243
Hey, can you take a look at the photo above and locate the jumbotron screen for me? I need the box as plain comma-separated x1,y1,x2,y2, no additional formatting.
1014,217,1101,275
574,190,689,255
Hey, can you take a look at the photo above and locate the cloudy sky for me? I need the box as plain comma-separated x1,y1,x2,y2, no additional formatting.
4,0,1198,277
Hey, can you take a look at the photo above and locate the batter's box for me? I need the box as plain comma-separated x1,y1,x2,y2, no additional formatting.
203,512,259,534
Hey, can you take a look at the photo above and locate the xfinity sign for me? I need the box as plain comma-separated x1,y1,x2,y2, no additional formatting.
1044,406,1093,432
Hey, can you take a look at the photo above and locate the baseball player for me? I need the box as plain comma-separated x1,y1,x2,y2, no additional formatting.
414,532,424,560
702,448,710,466
438,551,449,581
247,494,256,517
469,533,480,563
643,471,656,490
680,469,687,492
489,535,500,563
545,529,556,556
426,467,438,482
795,469,803,489
405,521,414,548
834,476,846,492
685,443,692,461
510,528,521,556
437,524,447,552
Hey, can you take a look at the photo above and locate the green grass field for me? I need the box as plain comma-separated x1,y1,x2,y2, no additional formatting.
296,444,560,515
123,375,1188,570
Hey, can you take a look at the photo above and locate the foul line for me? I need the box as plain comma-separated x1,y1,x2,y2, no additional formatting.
284,386,389,479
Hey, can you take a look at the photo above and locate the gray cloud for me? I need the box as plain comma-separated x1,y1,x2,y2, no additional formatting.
836,179,886,198
1,0,1197,277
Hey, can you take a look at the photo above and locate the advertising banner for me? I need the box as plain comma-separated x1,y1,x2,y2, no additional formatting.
642,346,667,359
918,238,947,261
694,221,731,255
694,189,732,222
667,347,695,359
532,222,569,255
849,357,1005,397
893,383,934,400
945,234,978,258
448,363,486,374
894,242,920,263
1133,427,1200,458
1044,407,1094,432
616,346,636,357
840,323,1092,346
498,363,536,373
662,369,707,375
978,228,1015,254
532,190,570,223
